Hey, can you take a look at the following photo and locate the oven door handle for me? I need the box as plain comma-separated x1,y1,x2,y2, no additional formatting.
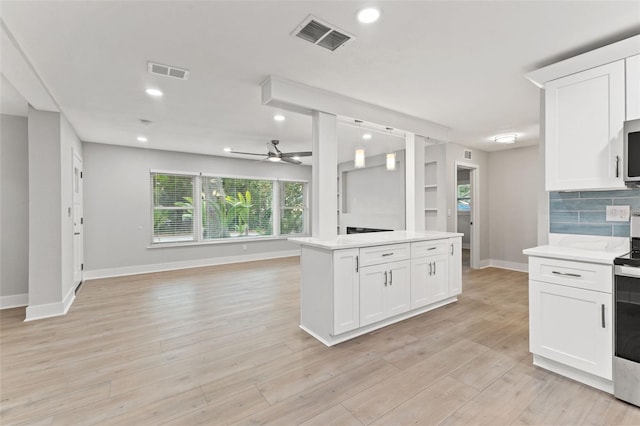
615,265,640,278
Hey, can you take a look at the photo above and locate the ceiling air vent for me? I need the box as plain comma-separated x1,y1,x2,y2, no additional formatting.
464,149,472,160
292,15,355,51
147,61,190,80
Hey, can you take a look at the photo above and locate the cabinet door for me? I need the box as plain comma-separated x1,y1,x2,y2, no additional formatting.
529,280,612,380
410,257,430,309
333,249,360,335
449,238,462,296
386,260,411,317
360,263,387,327
545,60,625,191
428,254,449,303
627,55,640,120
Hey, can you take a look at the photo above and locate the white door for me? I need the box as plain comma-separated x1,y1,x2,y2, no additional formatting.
529,280,612,380
72,151,83,286
385,260,411,317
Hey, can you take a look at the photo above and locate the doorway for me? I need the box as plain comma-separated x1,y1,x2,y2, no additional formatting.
454,161,479,269
72,150,83,288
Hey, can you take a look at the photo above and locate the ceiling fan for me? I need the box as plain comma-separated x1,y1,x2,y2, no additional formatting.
226,140,312,165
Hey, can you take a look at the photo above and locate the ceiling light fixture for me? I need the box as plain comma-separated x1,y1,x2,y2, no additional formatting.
137,136,148,142
386,152,396,171
269,156,282,162
357,7,381,24
274,114,285,122
354,119,366,168
362,133,372,140
494,134,517,144
223,147,232,152
145,88,163,97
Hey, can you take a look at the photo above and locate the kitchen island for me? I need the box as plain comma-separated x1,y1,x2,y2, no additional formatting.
290,230,463,346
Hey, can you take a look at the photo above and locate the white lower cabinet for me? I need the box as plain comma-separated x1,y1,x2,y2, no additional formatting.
332,249,360,335
411,253,448,309
449,237,462,296
360,260,410,327
529,280,613,380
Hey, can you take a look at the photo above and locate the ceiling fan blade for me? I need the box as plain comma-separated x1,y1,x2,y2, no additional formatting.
280,151,312,157
281,157,302,165
227,150,265,156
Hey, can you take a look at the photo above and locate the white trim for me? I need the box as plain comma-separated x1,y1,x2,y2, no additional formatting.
533,354,613,394
525,35,640,88
478,259,492,269
24,285,76,321
486,259,529,273
0,293,28,309
83,249,300,280
462,243,470,250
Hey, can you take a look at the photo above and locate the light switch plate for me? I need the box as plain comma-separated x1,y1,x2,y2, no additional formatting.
606,205,630,222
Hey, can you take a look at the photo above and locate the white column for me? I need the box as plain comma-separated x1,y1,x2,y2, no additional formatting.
311,111,338,240
405,132,416,232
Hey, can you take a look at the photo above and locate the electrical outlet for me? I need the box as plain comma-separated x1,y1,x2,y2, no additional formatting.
606,205,630,222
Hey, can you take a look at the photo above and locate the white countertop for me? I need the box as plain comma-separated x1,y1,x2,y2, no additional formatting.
523,235,629,264
289,230,463,250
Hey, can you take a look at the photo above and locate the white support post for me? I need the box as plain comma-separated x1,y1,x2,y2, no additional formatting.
405,132,416,232
311,111,338,240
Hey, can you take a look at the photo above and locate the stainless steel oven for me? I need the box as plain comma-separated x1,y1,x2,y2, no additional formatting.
613,213,640,407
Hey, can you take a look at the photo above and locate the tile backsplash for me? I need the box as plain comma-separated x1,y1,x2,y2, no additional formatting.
549,189,640,237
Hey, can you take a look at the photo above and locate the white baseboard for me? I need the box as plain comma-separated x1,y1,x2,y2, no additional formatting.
24,285,76,322
462,243,470,250
0,293,28,310
83,249,300,280
477,259,528,273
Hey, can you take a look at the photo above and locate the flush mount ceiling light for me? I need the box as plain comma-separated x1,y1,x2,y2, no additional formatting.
223,147,232,152
145,88,163,97
494,134,517,144
362,133,372,140
386,152,396,171
137,136,148,142
268,156,282,162
273,114,286,122
357,7,381,24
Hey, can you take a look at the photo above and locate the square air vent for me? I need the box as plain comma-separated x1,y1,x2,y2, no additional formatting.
464,149,472,160
292,15,355,51
147,61,190,80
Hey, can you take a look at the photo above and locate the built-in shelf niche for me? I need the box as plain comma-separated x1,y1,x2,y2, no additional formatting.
424,144,446,231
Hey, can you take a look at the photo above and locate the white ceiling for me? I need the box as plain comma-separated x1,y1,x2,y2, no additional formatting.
1,1,639,163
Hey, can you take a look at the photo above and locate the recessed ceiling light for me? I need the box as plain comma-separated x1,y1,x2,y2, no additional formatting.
362,133,372,140
494,134,517,144
223,147,232,152
137,136,148,142
274,114,286,122
357,8,381,24
145,88,163,97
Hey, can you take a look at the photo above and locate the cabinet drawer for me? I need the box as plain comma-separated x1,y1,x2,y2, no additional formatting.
529,256,613,293
411,239,448,258
359,243,410,267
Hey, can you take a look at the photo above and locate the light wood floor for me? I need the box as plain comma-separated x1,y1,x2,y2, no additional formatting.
2,257,639,425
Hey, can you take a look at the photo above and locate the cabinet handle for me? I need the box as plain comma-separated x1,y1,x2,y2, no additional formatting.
429,262,432,276
434,262,437,275
355,256,359,272
551,271,582,278
450,244,454,256
382,252,394,257
389,270,393,285
601,304,605,328
384,271,388,286
616,156,620,178
428,247,436,251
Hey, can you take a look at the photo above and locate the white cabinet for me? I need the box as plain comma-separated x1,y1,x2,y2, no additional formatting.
529,280,612,380
332,249,360,335
545,60,626,191
360,260,410,327
449,237,462,296
410,241,448,309
627,54,640,120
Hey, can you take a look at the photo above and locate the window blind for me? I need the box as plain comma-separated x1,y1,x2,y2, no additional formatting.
151,173,196,243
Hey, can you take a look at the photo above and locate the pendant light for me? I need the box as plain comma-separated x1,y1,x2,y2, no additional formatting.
385,127,396,171
354,120,365,168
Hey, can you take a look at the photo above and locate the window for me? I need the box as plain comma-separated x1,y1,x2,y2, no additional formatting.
150,171,307,245
152,173,196,243
457,183,471,212
280,181,307,235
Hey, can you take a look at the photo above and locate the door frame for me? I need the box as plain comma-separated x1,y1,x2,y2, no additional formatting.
72,149,83,287
454,161,479,269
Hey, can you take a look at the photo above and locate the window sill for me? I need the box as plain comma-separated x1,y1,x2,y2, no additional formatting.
147,234,309,249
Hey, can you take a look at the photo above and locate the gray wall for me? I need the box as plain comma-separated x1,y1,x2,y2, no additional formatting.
0,114,28,299
488,145,539,266
82,143,312,272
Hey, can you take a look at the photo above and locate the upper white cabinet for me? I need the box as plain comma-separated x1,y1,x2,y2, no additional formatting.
545,60,626,191
627,54,640,120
